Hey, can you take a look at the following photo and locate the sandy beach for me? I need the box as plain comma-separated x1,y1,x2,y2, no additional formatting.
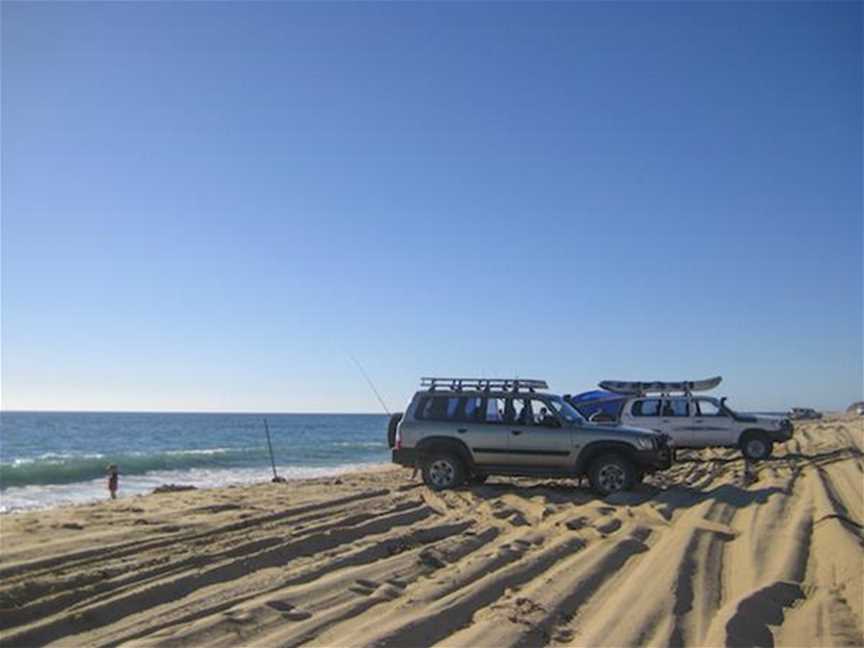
1,416,861,647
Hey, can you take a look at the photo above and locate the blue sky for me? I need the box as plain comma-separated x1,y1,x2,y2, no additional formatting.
2,2,861,412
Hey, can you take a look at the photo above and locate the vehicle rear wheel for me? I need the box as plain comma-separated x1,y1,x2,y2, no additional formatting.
588,454,636,496
422,454,466,491
741,432,772,461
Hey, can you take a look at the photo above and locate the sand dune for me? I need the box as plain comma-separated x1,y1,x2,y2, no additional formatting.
1,416,861,647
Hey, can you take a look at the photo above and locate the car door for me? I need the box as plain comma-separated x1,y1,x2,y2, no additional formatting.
691,398,736,446
627,397,672,436
415,395,509,466
506,397,573,467
458,396,522,466
658,397,694,446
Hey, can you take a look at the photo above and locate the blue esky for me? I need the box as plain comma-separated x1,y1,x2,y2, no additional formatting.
2,2,861,413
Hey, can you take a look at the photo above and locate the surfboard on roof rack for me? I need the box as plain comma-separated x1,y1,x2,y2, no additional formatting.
598,376,722,396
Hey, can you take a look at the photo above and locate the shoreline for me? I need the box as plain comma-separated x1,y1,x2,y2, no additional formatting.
0,461,394,516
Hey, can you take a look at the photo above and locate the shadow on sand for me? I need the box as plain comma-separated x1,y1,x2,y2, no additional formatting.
675,446,862,467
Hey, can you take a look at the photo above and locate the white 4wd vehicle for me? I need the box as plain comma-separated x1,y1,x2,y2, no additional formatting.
578,377,793,461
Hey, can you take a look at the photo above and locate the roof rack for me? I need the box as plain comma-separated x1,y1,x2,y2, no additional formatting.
421,377,549,393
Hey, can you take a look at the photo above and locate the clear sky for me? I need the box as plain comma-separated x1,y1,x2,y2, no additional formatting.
2,2,861,413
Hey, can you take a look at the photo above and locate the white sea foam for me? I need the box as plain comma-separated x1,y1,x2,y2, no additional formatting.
0,461,388,514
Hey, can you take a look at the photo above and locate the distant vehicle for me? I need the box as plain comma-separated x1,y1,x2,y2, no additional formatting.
389,377,673,495
567,377,793,461
789,407,823,420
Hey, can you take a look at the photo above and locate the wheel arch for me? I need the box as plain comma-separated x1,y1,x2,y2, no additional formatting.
738,428,770,444
574,441,637,475
416,436,474,469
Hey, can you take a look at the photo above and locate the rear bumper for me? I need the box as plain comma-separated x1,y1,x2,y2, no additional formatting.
392,448,418,467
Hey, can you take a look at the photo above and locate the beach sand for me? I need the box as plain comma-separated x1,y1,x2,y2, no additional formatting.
1,416,861,647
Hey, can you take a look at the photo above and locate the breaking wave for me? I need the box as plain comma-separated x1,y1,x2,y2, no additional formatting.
0,447,266,489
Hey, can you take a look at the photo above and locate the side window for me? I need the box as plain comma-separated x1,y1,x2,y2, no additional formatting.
513,399,530,425
662,399,689,417
461,396,484,422
417,396,445,420
509,398,555,426
417,396,461,421
446,397,461,419
696,400,723,417
484,398,506,424
530,399,561,428
632,398,661,417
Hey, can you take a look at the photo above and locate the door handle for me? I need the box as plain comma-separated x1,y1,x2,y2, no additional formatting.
457,428,467,434
511,430,523,436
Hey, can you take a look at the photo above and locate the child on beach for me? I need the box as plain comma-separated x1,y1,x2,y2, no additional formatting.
107,465,118,499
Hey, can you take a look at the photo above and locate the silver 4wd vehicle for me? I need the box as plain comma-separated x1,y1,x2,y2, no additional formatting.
388,377,672,495
593,377,793,461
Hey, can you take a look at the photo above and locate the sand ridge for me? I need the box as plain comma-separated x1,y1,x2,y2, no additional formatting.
0,416,861,647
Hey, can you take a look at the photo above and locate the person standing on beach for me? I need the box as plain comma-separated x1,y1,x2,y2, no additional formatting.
107,465,119,500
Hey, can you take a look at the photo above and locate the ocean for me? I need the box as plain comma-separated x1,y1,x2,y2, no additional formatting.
0,412,390,513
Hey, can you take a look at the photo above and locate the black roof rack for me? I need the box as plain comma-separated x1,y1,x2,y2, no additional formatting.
420,377,549,393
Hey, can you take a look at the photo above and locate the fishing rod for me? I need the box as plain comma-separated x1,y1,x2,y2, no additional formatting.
349,354,391,416
263,418,286,483
349,354,417,480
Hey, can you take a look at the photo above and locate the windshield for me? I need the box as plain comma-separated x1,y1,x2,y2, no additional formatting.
547,395,585,424
718,397,737,416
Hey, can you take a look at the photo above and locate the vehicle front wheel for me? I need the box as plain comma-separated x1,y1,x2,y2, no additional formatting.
588,454,636,496
421,454,466,491
741,432,772,461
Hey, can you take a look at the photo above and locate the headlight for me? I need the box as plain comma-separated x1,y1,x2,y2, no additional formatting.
635,437,654,450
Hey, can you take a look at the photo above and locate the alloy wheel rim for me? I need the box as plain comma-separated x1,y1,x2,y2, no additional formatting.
429,460,455,487
598,464,626,492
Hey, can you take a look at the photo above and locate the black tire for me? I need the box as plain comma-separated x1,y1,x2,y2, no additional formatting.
740,432,772,461
387,412,403,448
588,453,636,496
469,473,488,485
421,453,466,491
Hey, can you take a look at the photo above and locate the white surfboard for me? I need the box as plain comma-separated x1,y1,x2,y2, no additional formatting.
598,376,722,395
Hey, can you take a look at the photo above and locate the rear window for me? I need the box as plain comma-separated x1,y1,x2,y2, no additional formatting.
416,395,485,422
632,399,661,417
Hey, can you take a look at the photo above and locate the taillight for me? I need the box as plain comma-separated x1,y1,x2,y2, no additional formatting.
395,427,402,450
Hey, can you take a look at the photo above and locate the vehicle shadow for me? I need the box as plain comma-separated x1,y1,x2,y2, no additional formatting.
675,447,862,467
466,479,596,505
461,479,787,513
